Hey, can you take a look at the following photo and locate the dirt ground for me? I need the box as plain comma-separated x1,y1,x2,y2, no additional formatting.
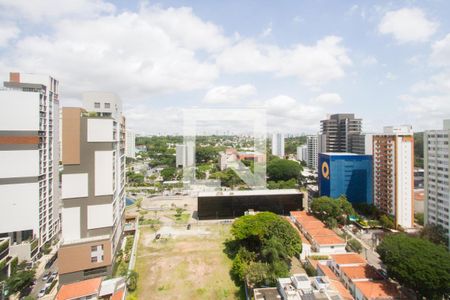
133,224,242,300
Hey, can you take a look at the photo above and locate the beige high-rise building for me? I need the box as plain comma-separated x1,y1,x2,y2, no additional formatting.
373,126,414,228
58,92,126,285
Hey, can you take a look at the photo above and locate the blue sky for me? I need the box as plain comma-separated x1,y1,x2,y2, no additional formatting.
0,0,450,134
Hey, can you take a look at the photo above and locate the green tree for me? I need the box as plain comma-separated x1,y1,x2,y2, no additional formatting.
5,268,35,296
379,214,395,229
127,270,139,291
347,238,362,253
377,234,450,299
420,223,449,246
310,197,341,221
227,212,302,287
415,213,424,226
160,167,176,181
267,158,302,181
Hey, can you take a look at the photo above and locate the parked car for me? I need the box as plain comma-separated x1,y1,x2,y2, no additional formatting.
186,224,191,230
51,270,58,277
38,288,46,298
155,233,161,240
42,272,50,281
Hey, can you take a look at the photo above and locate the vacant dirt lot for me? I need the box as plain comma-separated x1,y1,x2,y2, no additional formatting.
134,224,242,300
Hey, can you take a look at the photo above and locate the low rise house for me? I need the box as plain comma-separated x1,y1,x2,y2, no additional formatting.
56,277,126,300
290,211,346,254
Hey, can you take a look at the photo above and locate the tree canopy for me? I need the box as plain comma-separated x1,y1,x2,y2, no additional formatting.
226,212,302,287
310,196,355,228
267,158,302,182
376,233,450,299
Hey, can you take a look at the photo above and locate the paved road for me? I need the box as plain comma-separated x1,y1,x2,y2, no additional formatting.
342,226,383,270
30,256,58,299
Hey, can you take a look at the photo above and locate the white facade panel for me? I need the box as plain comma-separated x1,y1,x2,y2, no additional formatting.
61,207,80,241
95,151,113,196
87,119,114,142
0,91,39,130
0,150,39,178
61,173,88,199
0,183,39,235
87,203,113,229
396,137,413,228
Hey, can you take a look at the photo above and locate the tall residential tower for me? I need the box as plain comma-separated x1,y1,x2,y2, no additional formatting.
0,72,60,261
58,92,126,284
272,133,285,158
319,114,362,153
424,120,450,248
373,126,414,228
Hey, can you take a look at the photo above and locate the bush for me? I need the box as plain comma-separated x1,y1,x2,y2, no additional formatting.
415,213,424,226
303,263,317,277
379,214,395,229
347,238,363,253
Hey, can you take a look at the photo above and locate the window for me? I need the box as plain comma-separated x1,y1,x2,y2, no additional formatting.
104,102,111,109
90,244,104,263
94,102,100,108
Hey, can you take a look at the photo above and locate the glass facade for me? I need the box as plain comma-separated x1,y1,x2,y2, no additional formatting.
319,153,373,204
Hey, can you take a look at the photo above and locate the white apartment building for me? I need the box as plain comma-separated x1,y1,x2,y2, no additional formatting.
272,133,285,158
125,129,136,159
373,126,414,228
306,135,318,170
296,145,307,162
0,72,60,261
424,120,450,248
59,92,126,284
176,144,194,168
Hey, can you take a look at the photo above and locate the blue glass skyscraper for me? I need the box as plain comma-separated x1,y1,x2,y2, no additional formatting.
318,153,373,204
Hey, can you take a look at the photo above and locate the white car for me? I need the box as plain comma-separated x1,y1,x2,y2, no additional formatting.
38,288,46,298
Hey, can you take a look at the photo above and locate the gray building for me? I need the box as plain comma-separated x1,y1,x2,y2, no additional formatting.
306,135,318,170
349,133,374,155
424,119,450,248
319,114,362,153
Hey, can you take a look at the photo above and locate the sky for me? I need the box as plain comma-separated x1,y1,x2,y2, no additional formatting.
0,0,450,135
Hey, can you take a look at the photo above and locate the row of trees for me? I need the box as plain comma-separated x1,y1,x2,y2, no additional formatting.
225,212,302,287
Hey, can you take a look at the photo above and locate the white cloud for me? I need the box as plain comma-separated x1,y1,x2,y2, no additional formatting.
203,84,257,104
264,95,324,132
260,23,272,37
216,36,351,86
430,33,450,67
385,72,397,80
0,5,227,100
361,55,378,66
378,8,438,43
0,0,116,22
313,93,342,105
0,23,19,47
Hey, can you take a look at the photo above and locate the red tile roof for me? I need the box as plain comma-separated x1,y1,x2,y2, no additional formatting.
56,277,102,300
329,253,366,265
354,281,401,299
340,265,383,280
290,211,345,246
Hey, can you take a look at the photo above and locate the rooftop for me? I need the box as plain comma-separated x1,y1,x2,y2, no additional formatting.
340,265,383,280
253,287,282,300
56,277,102,300
329,253,366,266
353,281,401,299
198,189,301,197
290,211,345,246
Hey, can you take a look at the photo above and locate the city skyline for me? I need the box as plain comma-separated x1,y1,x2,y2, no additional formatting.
0,1,450,134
